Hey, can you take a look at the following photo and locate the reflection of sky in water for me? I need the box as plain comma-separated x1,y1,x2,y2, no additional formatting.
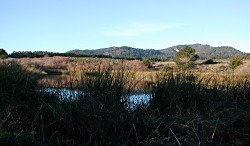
41,88,151,109
41,88,80,99
128,94,151,109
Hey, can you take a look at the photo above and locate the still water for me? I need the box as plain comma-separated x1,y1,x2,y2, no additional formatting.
41,87,151,109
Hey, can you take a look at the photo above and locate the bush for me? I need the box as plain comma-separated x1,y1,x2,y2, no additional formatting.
0,54,7,59
175,46,198,70
202,59,216,64
229,55,243,69
0,48,8,59
143,59,152,68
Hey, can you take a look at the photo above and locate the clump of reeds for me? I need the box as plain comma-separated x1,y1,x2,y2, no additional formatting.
0,62,53,145
147,69,250,145
0,62,40,106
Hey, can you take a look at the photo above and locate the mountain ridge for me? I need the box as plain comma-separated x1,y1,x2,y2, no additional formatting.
67,44,246,59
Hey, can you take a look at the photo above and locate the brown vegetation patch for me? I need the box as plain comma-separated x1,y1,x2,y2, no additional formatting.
234,60,250,74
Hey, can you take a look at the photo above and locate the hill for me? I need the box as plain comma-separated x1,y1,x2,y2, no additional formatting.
161,44,245,59
67,44,246,59
68,46,164,58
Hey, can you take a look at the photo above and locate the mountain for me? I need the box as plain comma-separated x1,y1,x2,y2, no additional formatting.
161,44,245,59
67,44,246,59
68,46,164,58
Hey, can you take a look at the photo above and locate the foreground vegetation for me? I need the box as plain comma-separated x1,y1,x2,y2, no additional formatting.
0,60,250,145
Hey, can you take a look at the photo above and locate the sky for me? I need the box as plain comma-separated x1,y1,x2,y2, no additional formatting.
1,0,250,53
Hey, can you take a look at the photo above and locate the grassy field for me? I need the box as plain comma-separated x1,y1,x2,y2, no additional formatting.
0,57,250,145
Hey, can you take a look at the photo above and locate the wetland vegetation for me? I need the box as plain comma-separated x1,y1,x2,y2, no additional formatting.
0,53,250,145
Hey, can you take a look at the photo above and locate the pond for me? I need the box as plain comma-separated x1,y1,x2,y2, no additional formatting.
39,74,153,109
41,87,152,109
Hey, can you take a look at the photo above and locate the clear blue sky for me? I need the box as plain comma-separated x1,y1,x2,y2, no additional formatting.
1,0,250,53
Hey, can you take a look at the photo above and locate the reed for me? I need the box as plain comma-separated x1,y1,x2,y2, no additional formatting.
148,69,250,145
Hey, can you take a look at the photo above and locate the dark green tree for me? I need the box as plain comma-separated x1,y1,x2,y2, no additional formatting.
0,48,8,59
229,55,243,70
143,59,152,68
175,46,198,69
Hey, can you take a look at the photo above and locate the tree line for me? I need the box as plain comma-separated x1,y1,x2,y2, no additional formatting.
0,49,144,60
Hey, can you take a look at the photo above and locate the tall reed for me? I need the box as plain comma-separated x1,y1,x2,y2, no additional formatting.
148,69,250,145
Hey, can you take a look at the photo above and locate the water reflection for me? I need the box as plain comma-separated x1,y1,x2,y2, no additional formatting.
129,93,151,109
40,74,152,109
41,87,151,109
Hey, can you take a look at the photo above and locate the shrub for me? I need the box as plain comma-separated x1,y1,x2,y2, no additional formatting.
0,48,8,59
202,59,216,64
143,59,152,68
175,46,199,70
229,55,243,69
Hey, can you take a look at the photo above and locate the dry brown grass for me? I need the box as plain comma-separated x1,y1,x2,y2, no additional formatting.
3,57,249,76
235,60,250,74
4,57,149,74
152,59,250,75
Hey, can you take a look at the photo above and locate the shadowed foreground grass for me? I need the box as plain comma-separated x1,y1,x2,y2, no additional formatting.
0,62,250,145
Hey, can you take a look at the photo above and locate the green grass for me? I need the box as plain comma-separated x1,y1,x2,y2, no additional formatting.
0,62,250,145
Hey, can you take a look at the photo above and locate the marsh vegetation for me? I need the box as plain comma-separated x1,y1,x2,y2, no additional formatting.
0,56,250,145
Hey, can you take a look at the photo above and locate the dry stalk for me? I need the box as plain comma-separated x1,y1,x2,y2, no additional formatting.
210,118,219,143
169,128,181,145
128,124,140,144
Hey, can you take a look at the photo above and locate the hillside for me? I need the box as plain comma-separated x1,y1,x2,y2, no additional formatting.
67,44,246,59
161,44,245,59
68,46,164,58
